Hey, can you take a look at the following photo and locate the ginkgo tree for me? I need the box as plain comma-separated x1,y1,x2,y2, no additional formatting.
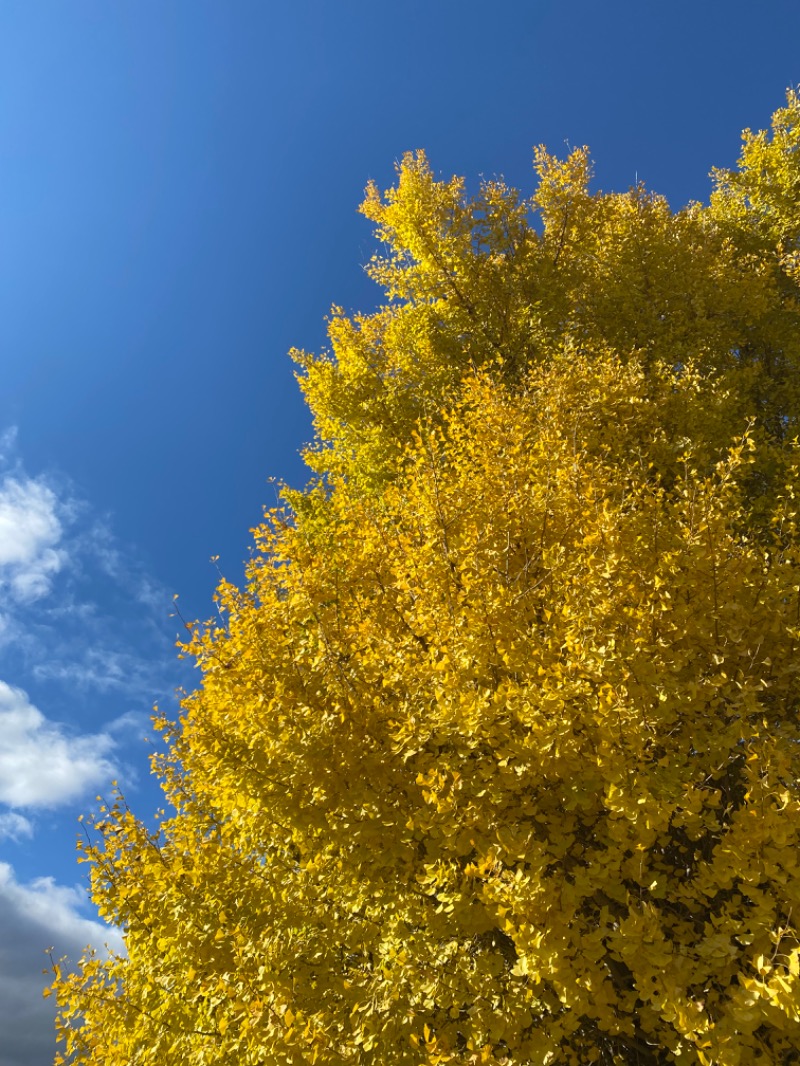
52,93,800,1066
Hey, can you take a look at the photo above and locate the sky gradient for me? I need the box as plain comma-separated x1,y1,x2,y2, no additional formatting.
1,3,800,1063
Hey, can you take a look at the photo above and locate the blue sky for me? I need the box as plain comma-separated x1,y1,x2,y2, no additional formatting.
1,2,799,1063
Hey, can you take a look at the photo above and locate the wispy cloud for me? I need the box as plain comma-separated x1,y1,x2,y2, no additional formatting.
0,430,182,702
0,811,34,842
32,645,166,695
0,862,123,1066
0,475,66,603
0,682,118,808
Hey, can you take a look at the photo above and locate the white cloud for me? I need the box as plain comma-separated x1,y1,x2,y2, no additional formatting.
0,862,123,1066
0,682,117,808
0,476,66,603
0,811,33,841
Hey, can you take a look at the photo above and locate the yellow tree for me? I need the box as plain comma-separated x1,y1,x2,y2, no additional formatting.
53,94,800,1065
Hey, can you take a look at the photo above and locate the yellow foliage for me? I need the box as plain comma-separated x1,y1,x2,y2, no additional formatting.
51,95,800,1065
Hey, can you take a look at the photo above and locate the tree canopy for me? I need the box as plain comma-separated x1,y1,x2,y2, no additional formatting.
52,93,800,1065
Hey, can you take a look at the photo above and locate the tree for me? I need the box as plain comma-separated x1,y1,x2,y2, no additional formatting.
52,94,800,1065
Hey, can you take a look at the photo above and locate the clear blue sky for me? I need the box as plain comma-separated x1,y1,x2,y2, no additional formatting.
0,3,798,1063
